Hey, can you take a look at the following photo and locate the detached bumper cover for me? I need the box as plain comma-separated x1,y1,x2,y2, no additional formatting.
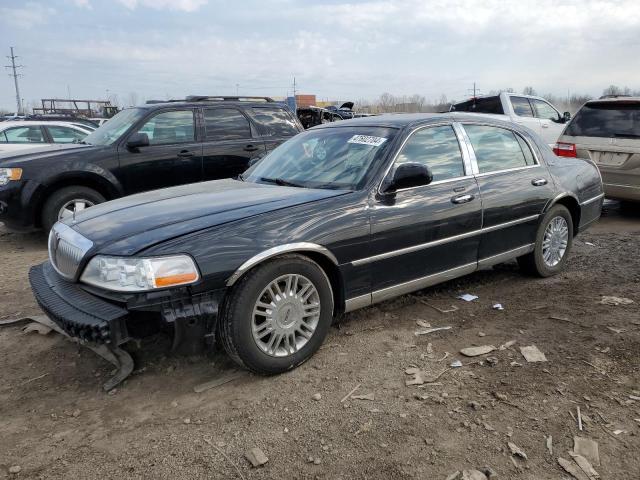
29,262,129,345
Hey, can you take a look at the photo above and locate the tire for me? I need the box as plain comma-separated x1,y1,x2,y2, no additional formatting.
517,204,573,277
220,254,334,375
41,186,105,232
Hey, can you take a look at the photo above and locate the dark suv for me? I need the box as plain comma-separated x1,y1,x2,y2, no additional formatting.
0,96,302,231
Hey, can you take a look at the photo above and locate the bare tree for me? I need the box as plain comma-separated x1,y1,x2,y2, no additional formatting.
378,92,396,113
522,86,537,96
602,85,623,97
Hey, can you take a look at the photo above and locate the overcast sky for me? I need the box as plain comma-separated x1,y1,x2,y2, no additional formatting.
1,0,639,111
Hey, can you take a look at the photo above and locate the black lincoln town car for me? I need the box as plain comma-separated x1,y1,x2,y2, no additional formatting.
29,114,604,388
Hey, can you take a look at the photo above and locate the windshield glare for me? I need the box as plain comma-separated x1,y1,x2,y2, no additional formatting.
245,127,397,190
83,108,146,146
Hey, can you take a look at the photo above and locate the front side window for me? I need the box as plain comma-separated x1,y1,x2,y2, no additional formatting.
1,126,45,143
244,126,398,190
531,99,561,122
136,110,195,145
251,107,299,137
510,97,534,117
47,126,87,143
204,108,251,140
394,125,465,182
83,108,147,146
464,124,531,173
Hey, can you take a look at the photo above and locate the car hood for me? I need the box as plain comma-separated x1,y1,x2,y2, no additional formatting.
65,179,349,255
340,102,354,110
0,143,96,165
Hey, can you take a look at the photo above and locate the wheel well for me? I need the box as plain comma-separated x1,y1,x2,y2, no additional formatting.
553,196,581,235
33,175,119,227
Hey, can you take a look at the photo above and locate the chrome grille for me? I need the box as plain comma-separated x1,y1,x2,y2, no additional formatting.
48,223,94,280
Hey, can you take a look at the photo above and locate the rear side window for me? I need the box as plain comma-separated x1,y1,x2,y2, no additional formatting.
1,126,45,143
251,107,299,136
47,126,86,143
204,108,251,140
510,97,534,117
395,125,465,181
565,102,640,138
453,96,504,114
464,125,531,173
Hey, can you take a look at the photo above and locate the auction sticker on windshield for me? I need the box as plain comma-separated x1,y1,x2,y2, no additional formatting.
347,135,387,147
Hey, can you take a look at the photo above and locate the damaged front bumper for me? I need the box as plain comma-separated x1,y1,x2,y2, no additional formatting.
29,261,224,390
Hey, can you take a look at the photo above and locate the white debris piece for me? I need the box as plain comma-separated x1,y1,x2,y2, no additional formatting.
520,345,548,363
414,326,452,336
460,345,496,357
599,296,634,306
492,303,504,311
458,294,478,302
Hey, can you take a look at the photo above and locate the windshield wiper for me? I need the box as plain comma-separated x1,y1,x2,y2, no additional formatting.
258,177,306,188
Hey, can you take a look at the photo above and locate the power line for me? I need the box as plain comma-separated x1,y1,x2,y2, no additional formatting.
5,47,25,114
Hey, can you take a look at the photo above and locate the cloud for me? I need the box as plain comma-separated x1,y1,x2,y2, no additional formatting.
117,0,208,11
0,2,56,29
70,0,91,8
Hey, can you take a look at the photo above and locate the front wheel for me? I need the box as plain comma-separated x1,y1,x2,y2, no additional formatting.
41,186,105,231
220,254,334,374
518,204,573,277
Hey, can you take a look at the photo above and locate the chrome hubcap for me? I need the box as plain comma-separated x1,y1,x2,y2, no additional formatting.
251,274,321,357
58,199,95,220
542,216,568,267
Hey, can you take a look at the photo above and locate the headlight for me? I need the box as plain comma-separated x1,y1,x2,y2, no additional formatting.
0,168,22,186
80,255,200,292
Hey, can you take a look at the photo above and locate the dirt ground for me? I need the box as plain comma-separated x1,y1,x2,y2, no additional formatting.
1,201,639,479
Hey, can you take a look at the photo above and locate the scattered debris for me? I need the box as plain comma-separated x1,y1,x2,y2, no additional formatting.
549,315,585,327
351,393,375,401
312,393,322,401
245,447,269,468
558,457,590,480
480,466,497,479
355,419,373,436
340,383,361,403
8,466,21,474
585,241,595,246
569,452,600,480
458,294,478,302
413,296,459,313
606,326,626,334
416,319,431,328
450,360,463,368
460,345,496,357
486,357,499,366
577,406,583,431
462,469,488,480
478,331,486,337
493,392,508,402
405,367,425,386
414,326,452,336
508,442,527,460
203,437,247,480
22,322,53,335
446,471,462,480
573,437,600,466
468,401,481,410
193,371,244,393
599,296,634,306
183,418,191,424
546,435,553,455
520,345,548,363
19,373,49,386
499,340,516,350
492,303,504,311
613,429,626,435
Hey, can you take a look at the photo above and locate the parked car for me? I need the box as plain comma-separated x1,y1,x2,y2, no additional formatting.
0,96,302,231
297,106,342,129
0,121,93,157
452,93,571,146
555,96,640,204
29,113,603,388
326,102,355,119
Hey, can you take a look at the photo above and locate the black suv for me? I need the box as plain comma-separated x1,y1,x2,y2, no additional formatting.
0,96,302,231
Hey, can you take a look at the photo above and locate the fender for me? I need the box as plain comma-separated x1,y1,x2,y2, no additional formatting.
542,191,580,213
43,167,124,197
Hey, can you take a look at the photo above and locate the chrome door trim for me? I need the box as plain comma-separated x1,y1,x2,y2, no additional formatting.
478,243,534,268
350,214,539,267
226,242,338,286
371,262,477,304
580,192,605,206
452,122,479,175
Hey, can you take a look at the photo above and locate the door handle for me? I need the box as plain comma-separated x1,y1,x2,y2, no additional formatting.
531,178,548,186
451,194,474,204
243,145,259,152
541,123,549,128
177,150,194,158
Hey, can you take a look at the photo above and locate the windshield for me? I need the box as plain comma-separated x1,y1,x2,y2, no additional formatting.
244,126,398,190
565,102,640,138
82,108,146,146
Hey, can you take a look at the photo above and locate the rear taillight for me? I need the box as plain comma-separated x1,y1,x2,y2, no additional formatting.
553,142,577,157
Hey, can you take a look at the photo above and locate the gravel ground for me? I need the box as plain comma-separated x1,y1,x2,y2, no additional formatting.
0,201,639,479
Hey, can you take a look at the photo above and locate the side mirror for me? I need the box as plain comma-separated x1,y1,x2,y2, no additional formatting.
126,132,149,150
563,111,571,123
383,162,433,192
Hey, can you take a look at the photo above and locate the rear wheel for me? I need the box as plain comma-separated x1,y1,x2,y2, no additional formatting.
41,186,105,232
220,254,334,374
518,204,573,277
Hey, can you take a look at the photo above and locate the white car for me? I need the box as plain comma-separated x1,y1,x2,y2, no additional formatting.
0,121,93,157
452,92,571,146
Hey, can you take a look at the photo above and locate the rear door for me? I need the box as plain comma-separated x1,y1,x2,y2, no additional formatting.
507,96,542,138
201,107,266,180
118,109,203,194
368,124,482,296
248,105,301,153
530,98,565,145
460,123,554,261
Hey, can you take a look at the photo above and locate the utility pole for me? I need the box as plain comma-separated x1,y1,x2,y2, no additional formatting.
5,47,24,114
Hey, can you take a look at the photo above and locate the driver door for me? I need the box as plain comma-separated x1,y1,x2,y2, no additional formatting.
368,124,482,296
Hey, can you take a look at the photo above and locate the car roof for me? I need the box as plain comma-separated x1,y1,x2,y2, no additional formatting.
586,96,640,104
0,120,90,129
140,97,288,110
313,112,518,130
